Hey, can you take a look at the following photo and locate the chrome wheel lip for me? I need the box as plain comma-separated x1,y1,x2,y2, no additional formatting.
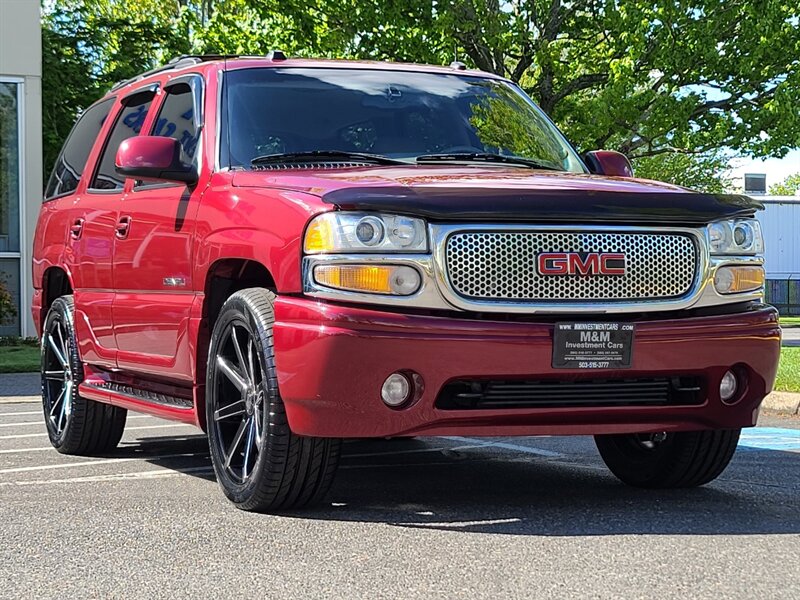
42,317,73,438
211,319,266,485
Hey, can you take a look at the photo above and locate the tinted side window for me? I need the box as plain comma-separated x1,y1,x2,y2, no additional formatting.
44,97,114,200
151,82,201,161
89,91,154,191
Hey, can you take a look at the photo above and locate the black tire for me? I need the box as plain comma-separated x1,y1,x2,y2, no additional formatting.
41,295,127,455
206,288,341,512
594,429,740,488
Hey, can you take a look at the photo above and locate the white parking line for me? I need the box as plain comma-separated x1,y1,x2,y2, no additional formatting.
345,440,549,459
0,446,54,454
396,517,522,528
0,415,155,427
347,447,445,459
0,423,196,440
0,412,158,419
0,452,207,475
441,436,563,457
0,465,215,486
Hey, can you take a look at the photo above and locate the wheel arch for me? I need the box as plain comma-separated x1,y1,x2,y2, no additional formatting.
194,257,278,428
39,266,74,331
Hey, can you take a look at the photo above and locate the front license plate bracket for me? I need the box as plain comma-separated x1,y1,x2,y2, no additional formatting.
552,322,635,369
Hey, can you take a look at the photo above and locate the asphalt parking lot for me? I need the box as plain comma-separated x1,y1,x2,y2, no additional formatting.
1,397,799,599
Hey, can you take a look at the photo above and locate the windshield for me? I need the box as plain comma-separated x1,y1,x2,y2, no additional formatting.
221,67,586,172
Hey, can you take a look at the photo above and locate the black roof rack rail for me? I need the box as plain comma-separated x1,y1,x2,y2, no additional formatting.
109,52,289,92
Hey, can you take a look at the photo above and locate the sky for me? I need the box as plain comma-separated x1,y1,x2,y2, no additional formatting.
729,150,800,194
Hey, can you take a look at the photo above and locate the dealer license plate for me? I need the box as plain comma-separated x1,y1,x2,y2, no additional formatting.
552,323,635,369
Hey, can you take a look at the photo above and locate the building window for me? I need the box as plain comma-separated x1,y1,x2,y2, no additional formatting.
744,173,767,195
0,82,20,253
0,80,21,336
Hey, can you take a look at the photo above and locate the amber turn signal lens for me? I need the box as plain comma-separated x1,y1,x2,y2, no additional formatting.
304,218,335,253
713,265,765,294
313,264,421,295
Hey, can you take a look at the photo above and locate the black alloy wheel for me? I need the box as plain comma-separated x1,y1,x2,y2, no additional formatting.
206,288,341,512
41,296,127,454
211,317,266,484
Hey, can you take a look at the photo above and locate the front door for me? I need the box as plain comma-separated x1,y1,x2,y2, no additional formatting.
112,77,204,381
71,91,155,368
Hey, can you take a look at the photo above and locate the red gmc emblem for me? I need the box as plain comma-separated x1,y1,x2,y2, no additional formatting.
537,252,626,276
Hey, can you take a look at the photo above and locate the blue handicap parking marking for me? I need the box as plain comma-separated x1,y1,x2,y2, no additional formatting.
738,427,800,452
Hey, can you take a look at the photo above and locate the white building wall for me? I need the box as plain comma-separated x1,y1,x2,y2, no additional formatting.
0,0,41,337
755,197,800,279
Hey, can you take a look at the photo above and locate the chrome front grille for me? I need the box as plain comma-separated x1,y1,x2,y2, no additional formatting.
444,231,698,302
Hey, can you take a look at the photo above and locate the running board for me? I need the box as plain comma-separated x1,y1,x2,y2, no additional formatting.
80,371,198,426
85,381,193,409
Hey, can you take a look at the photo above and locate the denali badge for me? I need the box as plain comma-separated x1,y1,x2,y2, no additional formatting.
163,277,187,287
537,252,626,276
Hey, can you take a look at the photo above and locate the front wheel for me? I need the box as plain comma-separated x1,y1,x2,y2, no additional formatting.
594,429,740,488
206,288,341,512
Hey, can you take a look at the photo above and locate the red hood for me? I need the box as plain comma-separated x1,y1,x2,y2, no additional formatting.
231,165,686,196
231,165,760,224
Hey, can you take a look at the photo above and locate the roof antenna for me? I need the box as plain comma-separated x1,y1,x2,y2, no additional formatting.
450,45,466,70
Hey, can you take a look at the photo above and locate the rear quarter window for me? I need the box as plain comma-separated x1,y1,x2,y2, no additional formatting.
44,97,115,200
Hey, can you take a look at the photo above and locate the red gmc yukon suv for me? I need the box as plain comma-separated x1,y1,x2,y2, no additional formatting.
33,55,781,511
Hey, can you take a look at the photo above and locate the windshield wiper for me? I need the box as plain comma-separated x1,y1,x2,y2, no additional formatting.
415,152,562,171
251,150,408,166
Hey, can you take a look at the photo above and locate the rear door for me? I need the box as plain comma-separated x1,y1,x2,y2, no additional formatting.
69,90,156,367
111,76,205,381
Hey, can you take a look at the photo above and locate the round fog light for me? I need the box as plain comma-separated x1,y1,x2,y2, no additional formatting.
381,373,412,407
720,370,738,403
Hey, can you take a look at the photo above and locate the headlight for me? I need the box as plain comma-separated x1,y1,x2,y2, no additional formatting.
707,218,764,255
304,212,428,254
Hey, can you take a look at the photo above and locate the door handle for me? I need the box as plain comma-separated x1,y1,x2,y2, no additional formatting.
115,216,132,239
69,218,84,240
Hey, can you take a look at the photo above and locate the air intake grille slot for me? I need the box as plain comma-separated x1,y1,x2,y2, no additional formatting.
436,377,704,410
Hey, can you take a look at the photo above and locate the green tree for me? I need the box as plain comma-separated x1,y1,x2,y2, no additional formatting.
633,152,731,193
427,1,800,160
273,0,799,160
769,173,800,196
41,0,800,178
41,0,190,177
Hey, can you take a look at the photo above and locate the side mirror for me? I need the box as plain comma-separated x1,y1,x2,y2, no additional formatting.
583,150,634,178
115,136,198,185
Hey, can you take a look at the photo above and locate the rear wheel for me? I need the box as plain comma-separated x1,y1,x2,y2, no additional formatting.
594,429,740,488
41,296,127,455
206,288,341,512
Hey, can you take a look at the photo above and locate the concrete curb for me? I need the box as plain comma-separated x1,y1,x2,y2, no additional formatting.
761,391,800,416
